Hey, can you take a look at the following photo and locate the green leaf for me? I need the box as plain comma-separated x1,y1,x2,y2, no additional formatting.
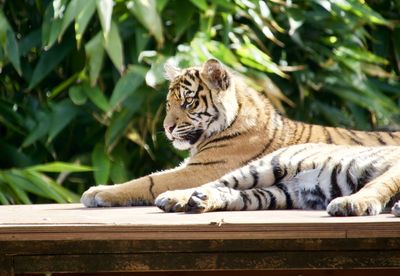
27,162,92,173
189,0,208,11
109,66,146,109
23,170,80,203
28,37,74,90
92,143,111,185
83,84,110,112
127,0,164,47
96,0,113,41
85,32,105,85
0,10,21,75
41,3,64,49
69,85,88,105
59,0,86,39
48,99,79,142
75,1,97,48
103,21,124,74
22,111,51,147
106,89,146,150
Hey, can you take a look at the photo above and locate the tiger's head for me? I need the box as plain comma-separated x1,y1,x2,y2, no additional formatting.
163,59,238,150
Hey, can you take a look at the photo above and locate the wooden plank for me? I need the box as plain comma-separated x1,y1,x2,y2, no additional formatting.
1,204,400,241
2,238,399,255
0,256,13,276
13,250,400,273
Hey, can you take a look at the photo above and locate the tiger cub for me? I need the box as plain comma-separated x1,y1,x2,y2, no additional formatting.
155,143,400,216
81,58,400,215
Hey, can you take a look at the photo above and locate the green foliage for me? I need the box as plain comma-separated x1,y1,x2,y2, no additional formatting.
0,0,399,204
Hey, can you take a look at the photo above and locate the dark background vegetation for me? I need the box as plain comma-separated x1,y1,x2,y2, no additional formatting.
0,0,399,204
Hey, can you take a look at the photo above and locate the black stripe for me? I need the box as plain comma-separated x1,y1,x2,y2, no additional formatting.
346,130,363,145
346,159,357,193
330,163,343,200
317,157,332,178
323,127,333,144
372,132,387,145
148,176,156,199
271,155,288,183
200,132,241,149
249,165,259,188
220,179,230,186
188,160,226,166
304,124,313,143
240,191,251,211
232,176,239,189
264,189,277,209
197,144,228,154
275,183,293,209
357,166,376,190
252,190,263,210
293,123,306,144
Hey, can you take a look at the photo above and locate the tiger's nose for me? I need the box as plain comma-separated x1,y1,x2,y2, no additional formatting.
164,123,176,133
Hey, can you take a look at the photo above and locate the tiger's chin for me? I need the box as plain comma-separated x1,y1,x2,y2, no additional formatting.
172,139,192,150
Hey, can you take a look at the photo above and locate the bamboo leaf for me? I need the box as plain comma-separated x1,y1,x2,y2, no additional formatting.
28,37,74,90
96,0,113,41
27,162,92,173
127,0,164,47
85,32,105,85
92,143,111,185
48,99,79,142
69,85,88,105
0,10,21,75
109,66,146,110
103,21,124,74
75,0,97,48
83,84,110,112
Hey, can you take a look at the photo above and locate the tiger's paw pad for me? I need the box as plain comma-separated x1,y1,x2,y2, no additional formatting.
327,196,382,216
155,191,190,212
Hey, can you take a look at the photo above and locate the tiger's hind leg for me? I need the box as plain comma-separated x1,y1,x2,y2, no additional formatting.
327,162,400,216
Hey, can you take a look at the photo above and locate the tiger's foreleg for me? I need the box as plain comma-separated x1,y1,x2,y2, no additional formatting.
327,162,400,216
81,165,219,208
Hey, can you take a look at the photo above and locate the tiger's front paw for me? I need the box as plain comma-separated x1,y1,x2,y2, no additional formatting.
81,185,136,207
155,189,194,212
327,196,382,216
155,187,223,213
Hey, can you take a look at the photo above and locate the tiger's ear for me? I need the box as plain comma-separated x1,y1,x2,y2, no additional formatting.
164,61,181,81
200,58,230,91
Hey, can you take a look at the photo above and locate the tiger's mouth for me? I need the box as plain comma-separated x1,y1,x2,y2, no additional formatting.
167,129,204,147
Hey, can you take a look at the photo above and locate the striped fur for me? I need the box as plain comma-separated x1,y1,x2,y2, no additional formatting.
81,59,400,215
155,143,400,216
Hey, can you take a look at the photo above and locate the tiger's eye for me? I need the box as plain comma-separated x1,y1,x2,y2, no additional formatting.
186,97,194,104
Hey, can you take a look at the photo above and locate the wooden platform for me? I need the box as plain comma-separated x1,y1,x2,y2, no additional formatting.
1,204,400,275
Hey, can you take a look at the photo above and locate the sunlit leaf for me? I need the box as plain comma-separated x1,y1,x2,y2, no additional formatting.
96,0,113,41
75,1,97,48
127,0,164,47
27,162,92,173
103,21,124,73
